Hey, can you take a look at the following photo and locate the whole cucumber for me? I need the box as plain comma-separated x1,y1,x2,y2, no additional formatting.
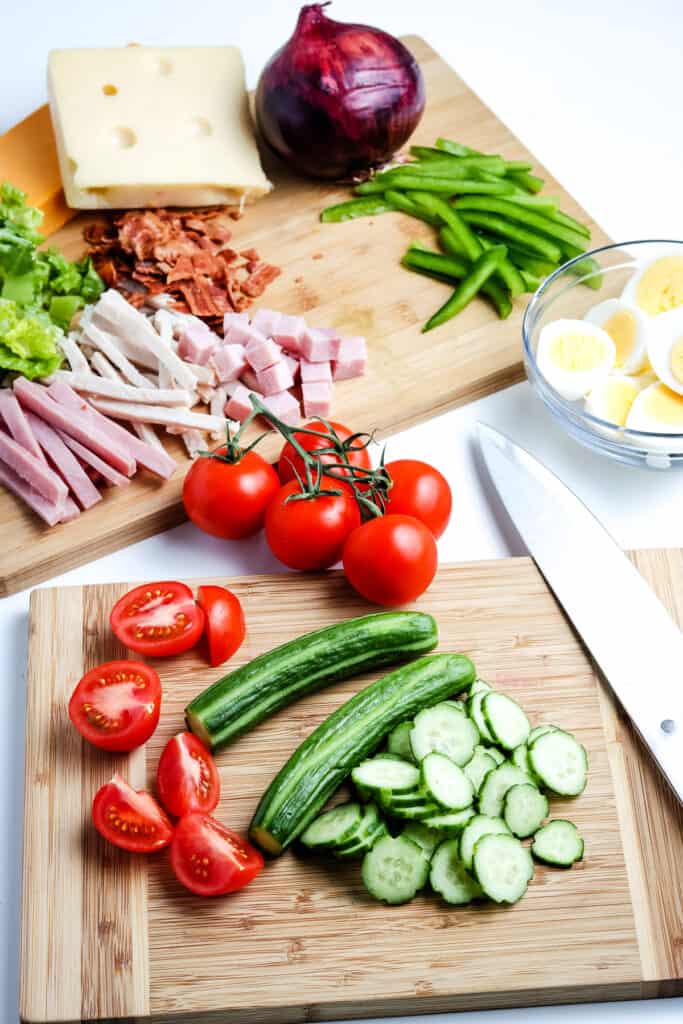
250,653,476,855
185,611,438,751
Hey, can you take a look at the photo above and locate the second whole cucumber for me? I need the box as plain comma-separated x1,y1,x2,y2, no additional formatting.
185,611,439,752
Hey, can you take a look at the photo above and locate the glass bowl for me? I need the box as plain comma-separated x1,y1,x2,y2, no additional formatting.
523,239,683,470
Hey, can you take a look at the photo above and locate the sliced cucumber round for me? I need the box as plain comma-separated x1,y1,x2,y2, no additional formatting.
483,692,530,750
352,755,420,794
468,678,492,699
528,724,557,745
472,833,534,904
459,813,510,871
421,807,476,833
511,743,542,785
430,839,482,904
386,799,442,821
486,746,505,766
463,746,497,794
532,819,584,866
421,752,474,810
467,691,495,743
300,802,362,849
380,785,427,808
528,730,588,796
334,802,382,851
503,783,548,838
387,721,415,762
478,762,535,818
361,834,429,904
335,822,388,859
411,702,479,765
401,822,443,858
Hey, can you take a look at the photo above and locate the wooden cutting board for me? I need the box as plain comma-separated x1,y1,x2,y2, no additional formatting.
20,552,683,1024
0,36,610,597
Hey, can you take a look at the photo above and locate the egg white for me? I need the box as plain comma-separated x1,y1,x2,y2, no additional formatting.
625,382,683,453
584,298,647,374
645,307,683,396
536,319,615,401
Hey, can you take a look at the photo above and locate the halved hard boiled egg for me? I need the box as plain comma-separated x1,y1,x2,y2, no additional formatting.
536,319,615,401
621,253,683,316
584,299,647,374
585,373,644,426
646,308,683,396
625,382,683,451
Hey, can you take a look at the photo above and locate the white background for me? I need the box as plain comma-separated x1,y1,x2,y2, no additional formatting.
2,2,683,1022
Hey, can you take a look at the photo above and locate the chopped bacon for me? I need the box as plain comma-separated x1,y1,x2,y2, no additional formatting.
85,207,279,325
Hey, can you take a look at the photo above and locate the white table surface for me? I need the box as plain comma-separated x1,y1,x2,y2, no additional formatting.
2,1,683,1022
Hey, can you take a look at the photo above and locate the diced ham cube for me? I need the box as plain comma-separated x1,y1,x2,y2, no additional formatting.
256,361,295,397
334,335,368,380
223,311,249,337
300,358,332,384
250,308,283,339
211,344,247,384
262,390,300,427
282,353,300,380
272,314,306,354
240,367,261,392
225,383,261,423
302,381,333,419
300,327,341,362
245,332,282,371
177,323,216,366
225,322,253,347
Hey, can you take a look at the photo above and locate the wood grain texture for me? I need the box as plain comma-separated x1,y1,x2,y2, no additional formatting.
0,35,610,597
20,552,683,1023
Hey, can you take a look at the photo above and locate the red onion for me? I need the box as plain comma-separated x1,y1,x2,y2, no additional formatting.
255,3,425,180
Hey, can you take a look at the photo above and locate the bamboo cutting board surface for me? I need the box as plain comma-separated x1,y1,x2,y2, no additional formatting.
0,35,610,597
20,552,683,1024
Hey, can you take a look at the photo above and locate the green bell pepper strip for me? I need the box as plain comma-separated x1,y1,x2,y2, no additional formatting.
453,195,590,251
506,170,544,193
456,210,563,262
320,196,397,223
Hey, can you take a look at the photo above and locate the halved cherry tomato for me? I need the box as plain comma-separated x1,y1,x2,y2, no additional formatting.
170,813,264,896
278,421,372,485
197,585,245,668
343,514,438,606
183,449,280,539
68,659,161,752
265,480,361,570
157,732,220,818
384,459,453,539
110,581,205,658
92,775,173,853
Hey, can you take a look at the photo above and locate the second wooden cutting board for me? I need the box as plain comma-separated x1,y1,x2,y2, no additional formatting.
0,35,609,596
21,554,683,1023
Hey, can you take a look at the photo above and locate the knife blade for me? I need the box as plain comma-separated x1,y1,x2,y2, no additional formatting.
477,422,683,806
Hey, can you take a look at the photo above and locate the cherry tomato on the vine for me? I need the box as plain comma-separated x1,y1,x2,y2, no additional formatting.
265,480,361,570
183,448,280,539
278,421,372,485
343,514,438,606
384,459,452,538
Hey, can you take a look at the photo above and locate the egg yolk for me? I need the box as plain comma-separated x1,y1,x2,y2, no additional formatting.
549,331,608,371
636,256,683,315
601,379,640,426
642,384,683,425
601,310,636,368
670,337,683,385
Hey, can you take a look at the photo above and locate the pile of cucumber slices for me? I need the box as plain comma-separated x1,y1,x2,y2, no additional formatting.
301,677,587,906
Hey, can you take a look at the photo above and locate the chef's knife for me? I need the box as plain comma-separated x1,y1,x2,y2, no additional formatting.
477,422,683,806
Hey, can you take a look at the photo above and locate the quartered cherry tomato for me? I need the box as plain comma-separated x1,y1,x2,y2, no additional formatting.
343,514,438,606
68,659,161,752
157,732,220,818
384,459,452,538
110,581,205,658
92,775,173,853
197,585,245,667
170,813,264,896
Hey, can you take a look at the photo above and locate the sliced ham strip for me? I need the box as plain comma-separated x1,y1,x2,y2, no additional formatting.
55,430,131,487
184,362,216,386
88,398,226,434
90,352,167,454
0,389,44,460
209,386,229,440
83,321,152,388
14,378,136,477
0,425,69,505
58,332,90,373
48,381,176,480
25,413,101,510
51,370,194,408
0,458,68,526
92,290,198,390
